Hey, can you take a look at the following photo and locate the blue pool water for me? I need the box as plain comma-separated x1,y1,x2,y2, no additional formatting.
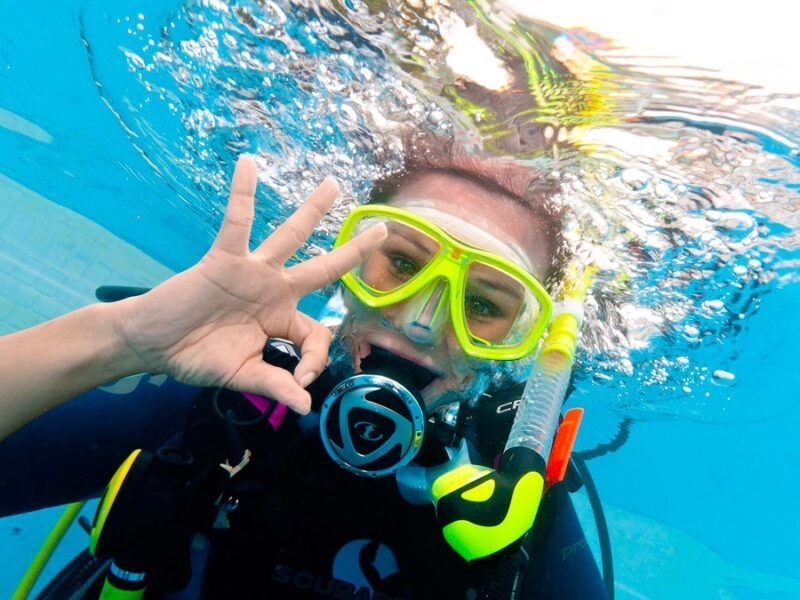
1,1,799,598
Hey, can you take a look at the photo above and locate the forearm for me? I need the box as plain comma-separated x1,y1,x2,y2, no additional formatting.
0,302,146,440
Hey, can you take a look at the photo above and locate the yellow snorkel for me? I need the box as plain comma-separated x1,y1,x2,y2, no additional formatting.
430,266,595,560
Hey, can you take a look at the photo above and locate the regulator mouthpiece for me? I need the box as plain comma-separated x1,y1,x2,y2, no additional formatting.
319,349,435,477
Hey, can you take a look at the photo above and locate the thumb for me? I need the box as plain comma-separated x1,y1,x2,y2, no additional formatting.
232,359,312,415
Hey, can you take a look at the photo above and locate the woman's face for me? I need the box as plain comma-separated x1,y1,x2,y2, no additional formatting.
336,171,550,408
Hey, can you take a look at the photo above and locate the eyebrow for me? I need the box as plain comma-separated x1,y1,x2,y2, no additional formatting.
468,276,525,302
385,226,437,257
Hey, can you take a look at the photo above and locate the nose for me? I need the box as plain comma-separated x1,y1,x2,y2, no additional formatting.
397,280,449,345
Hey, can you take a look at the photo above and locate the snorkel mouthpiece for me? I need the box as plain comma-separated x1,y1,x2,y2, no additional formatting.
432,448,546,561
318,349,434,477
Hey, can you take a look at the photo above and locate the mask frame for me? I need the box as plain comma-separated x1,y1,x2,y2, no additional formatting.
335,204,553,361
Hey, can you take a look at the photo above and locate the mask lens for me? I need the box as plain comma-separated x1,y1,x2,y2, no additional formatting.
463,260,541,349
350,217,442,295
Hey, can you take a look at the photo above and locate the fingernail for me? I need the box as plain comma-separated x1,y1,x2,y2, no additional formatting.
299,371,317,388
294,395,312,416
367,222,388,240
323,175,339,187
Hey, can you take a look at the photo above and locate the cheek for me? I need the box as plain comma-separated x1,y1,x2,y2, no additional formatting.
342,290,380,325
361,254,391,291
443,332,467,363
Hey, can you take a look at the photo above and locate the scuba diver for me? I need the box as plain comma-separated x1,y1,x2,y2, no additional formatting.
2,143,612,599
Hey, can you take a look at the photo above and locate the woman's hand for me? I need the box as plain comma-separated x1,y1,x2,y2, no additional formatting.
114,156,386,414
0,155,384,440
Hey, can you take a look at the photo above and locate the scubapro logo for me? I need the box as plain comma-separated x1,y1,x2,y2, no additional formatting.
353,421,384,442
334,539,399,595
271,539,401,599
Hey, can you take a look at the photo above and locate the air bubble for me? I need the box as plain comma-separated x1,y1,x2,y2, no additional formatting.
593,372,613,384
126,52,146,70
711,370,736,387
653,181,672,198
621,168,650,191
702,299,724,312
756,190,774,203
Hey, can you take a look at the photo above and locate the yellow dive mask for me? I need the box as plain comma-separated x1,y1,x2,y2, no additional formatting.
334,204,553,361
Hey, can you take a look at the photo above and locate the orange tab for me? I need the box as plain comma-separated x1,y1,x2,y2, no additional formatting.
545,408,584,487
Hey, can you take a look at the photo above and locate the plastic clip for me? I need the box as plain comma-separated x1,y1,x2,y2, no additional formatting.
220,449,252,478
545,408,583,488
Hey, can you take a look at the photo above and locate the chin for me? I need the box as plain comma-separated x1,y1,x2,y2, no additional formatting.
422,370,492,410
330,314,495,408
326,328,360,380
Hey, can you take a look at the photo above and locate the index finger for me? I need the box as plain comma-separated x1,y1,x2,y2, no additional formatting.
288,222,387,296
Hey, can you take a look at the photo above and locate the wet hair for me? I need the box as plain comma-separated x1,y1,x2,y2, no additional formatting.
368,131,568,286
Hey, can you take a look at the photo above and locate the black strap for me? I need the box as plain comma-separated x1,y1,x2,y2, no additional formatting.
34,549,108,600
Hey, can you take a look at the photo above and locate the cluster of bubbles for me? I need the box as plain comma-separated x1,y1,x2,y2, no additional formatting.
80,0,799,424
93,1,452,236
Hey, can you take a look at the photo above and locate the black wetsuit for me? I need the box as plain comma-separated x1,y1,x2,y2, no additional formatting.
0,377,609,599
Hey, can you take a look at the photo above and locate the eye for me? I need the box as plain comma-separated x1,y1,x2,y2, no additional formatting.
464,291,503,320
387,252,420,280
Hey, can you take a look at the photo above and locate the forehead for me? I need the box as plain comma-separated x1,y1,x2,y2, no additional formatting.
386,171,551,281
